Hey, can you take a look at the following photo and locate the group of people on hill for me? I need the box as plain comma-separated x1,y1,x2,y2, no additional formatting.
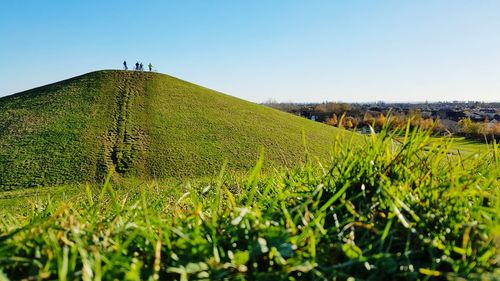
123,61,153,72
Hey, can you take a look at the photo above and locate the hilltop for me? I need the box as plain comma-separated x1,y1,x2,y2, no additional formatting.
0,70,349,190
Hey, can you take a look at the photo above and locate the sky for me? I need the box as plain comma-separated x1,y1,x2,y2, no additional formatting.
0,0,499,103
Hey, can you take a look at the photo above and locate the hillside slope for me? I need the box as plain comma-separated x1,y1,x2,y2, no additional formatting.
0,70,350,190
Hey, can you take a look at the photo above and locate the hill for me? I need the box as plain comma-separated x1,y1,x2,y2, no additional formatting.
0,70,349,190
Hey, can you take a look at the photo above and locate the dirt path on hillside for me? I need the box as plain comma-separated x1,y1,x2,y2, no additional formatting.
102,72,147,176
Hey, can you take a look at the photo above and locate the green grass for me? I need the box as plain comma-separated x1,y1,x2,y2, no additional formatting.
444,137,494,155
0,127,498,280
0,70,350,190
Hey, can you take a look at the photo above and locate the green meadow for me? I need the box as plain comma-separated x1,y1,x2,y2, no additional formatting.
0,126,498,280
444,137,494,155
0,72,498,280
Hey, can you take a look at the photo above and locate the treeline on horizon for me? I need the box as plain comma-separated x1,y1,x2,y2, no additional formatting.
263,101,500,140
264,101,500,141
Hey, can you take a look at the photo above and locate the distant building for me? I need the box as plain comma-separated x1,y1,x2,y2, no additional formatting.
421,111,432,118
446,111,467,121
469,113,484,122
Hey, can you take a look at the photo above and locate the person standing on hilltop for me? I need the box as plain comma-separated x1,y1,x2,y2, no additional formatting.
135,62,139,71
139,63,144,71
123,60,128,70
148,63,152,72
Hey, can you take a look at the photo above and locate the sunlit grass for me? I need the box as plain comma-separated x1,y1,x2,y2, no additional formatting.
0,126,498,280
0,70,351,191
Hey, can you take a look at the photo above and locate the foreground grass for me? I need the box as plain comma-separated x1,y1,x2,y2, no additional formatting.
0,127,498,280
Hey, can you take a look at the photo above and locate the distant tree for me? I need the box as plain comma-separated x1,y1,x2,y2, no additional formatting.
325,113,338,126
315,102,352,115
393,114,408,129
314,103,327,113
346,118,354,128
376,113,386,127
458,118,483,135
363,112,374,126
351,117,360,128
409,108,422,119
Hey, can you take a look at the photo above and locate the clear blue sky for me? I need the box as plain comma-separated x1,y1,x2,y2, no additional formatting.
1,0,499,102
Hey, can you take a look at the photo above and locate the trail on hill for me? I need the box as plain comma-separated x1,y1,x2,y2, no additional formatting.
103,72,149,176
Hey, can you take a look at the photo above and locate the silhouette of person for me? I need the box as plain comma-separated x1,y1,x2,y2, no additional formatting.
135,62,139,71
140,63,144,71
123,61,128,70
148,63,152,72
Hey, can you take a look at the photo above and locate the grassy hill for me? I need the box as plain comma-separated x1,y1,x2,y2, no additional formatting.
0,70,349,190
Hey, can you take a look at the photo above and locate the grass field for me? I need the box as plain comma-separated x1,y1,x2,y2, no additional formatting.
444,137,494,155
0,70,351,191
0,127,498,280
